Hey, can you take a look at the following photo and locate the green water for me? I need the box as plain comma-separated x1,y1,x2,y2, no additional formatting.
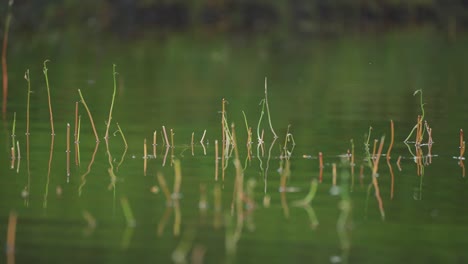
1,29,468,263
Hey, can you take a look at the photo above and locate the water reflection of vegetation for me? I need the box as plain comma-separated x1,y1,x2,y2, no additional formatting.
5,53,468,264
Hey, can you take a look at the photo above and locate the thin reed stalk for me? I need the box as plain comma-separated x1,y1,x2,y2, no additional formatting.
10,112,16,168
215,139,219,181
78,89,99,142
404,90,425,143
162,126,170,147
371,136,386,220
153,130,157,158
15,140,20,173
191,132,194,156
77,115,81,165
144,138,147,176
25,69,31,198
66,123,70,179
43,134,55,208
213,184,222,229
104,64,118,141
332,163,337,186
396,155,402,171
200,129,206,144
170,129,175,164
350,139,355,191
74,102,79,165
264,77,278,138
2,0,14,118
43,60,55,135
386,120,394,161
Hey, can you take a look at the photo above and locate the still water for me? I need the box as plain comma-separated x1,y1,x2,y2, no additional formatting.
1,29,468,263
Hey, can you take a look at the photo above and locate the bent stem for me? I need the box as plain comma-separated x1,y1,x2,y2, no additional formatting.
78,89,99,142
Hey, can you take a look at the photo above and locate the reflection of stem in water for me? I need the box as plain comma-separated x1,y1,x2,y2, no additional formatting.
120,226,134,250
303,205,319,229
337,160,352,264
173,159,182,196
6,211,17,264
43,135,55,208
120,197,136,227
173,200,181,236
200,139,207,156
172,227,196,264
105,134,117,191
292,178,318,206
371,136,386,220
256,142,264,181
114,123,127,171
279,158,290,219
82,210,97,236
157,172,172,206
242,111,252,169
157,206,173,237
263,138,277,194
78,142,100,196
213,183,222,229
162,146,170,167
199,184,208,223
191,244,207,264
162,125,170,146
387,158,395,200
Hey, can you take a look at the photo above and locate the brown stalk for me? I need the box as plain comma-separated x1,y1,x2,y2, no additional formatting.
371,136,386,220
78,89,99,142
386,120,394,161
2,0,13,119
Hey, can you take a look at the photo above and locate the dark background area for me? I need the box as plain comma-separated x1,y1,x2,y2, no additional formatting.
2,0,467,38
